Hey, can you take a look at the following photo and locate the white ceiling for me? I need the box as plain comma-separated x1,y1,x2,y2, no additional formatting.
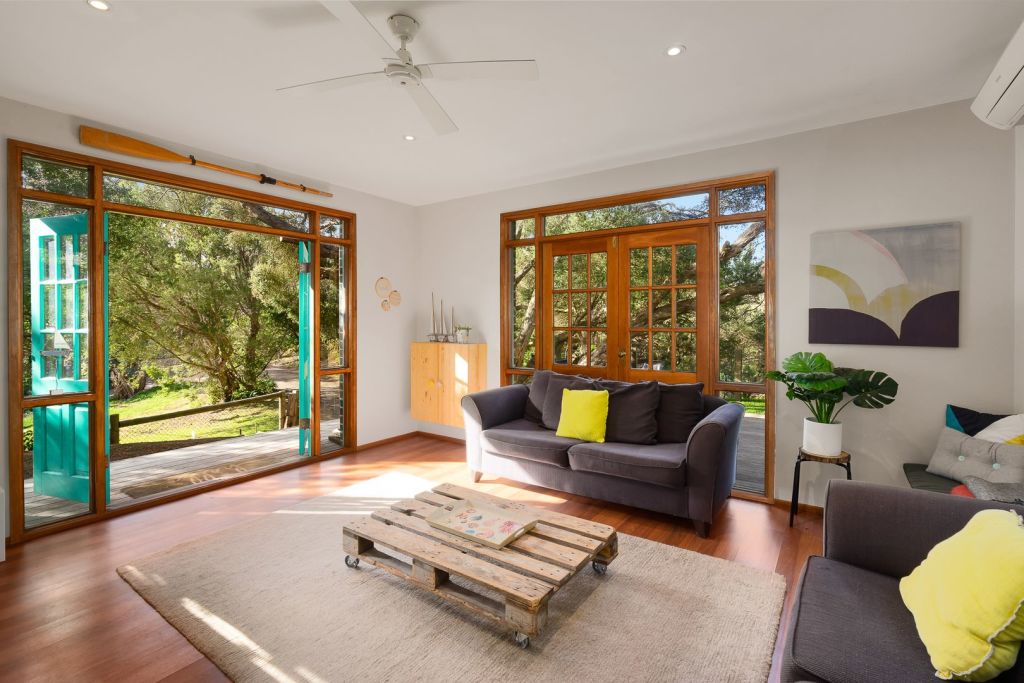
1,1,1021,206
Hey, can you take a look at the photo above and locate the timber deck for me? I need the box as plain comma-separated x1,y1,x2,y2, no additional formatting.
23,423,340,529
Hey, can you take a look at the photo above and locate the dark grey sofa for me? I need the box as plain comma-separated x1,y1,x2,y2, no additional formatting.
460,375,744,537
782,480,1024,683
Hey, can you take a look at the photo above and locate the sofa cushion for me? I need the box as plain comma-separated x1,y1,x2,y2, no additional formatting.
788,556,938,683
568,441,687,488
541,373,595,430
656,382,704,443
481,419,581,468
596,379,660,445
926,427,1024,484
903,462,958,494
523,370,552,423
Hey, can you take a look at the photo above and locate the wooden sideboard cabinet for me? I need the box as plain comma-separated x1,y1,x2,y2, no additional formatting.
410,342,487,428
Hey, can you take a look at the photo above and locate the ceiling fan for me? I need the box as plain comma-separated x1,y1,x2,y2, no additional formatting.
277,1,539,135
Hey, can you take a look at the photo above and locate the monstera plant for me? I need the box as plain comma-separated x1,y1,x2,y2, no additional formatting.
767,352,898,456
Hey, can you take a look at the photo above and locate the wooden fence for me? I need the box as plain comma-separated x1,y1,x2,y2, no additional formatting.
109,390,298,445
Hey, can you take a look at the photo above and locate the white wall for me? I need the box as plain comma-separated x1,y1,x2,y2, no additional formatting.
414,100,1015,506
1,97,419,537
1015,128,1024,413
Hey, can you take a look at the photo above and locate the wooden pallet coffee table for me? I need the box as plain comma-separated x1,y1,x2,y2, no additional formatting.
342,483,618,648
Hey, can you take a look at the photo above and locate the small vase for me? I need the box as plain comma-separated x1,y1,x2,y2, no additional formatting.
803,418,843,457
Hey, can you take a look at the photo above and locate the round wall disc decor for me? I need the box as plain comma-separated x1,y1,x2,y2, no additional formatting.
388,290,402,307
374,276,392,299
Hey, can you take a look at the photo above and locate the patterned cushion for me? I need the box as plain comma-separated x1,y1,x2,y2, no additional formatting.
946,404,1008,437
976,414,1024,445
926,428,1024,484
963,477,1024,505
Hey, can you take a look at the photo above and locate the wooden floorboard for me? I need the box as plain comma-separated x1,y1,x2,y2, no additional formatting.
0,435,821,683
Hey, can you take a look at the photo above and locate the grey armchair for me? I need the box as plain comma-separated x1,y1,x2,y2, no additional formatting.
781,480,1024,682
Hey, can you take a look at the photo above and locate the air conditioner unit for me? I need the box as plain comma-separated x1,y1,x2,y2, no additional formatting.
972,22,1024,130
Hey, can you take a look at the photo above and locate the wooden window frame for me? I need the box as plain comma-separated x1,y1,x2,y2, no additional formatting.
500,171,775,503
6,138,357,544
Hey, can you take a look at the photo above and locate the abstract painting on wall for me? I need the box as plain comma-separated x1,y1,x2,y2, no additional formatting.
809,222,960,347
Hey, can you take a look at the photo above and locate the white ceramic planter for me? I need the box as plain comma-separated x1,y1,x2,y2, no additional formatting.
803,418,843,457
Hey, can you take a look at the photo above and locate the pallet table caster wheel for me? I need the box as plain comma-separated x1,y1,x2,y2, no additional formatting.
592,561,608,575
514,632,530,649
345,555,360,569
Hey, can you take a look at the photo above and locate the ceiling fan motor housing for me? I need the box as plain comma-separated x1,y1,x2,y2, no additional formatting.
385,62,423,86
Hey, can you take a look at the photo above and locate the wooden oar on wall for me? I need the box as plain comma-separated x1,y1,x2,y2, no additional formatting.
79,126,334,198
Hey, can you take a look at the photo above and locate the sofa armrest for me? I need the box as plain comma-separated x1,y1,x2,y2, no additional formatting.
685,402,744,527
461,385,529,472
823,479,1023,578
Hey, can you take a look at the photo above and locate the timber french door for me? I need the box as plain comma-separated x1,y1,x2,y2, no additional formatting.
542,227,712,383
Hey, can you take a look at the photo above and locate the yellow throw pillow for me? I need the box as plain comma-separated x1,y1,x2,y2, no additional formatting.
899,509,1024,681
555,388,609,443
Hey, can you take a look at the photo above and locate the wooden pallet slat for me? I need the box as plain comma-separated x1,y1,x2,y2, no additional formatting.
372,509,570,586
344,517,552,608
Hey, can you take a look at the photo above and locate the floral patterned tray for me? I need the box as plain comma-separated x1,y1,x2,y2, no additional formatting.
426,499,537,549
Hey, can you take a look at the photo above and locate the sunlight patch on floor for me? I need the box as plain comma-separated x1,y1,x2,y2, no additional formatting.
181,597,325,683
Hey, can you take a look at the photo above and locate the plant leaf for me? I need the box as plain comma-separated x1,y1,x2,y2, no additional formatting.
782,351,833,374
837,368,899,409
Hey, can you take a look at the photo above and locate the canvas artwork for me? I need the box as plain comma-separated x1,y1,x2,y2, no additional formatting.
809,223,960,347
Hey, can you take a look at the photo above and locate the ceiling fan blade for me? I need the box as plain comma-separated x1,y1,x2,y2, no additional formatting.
404,83,458,135
419,60,539,81
320,0,398,61
276,71,383,94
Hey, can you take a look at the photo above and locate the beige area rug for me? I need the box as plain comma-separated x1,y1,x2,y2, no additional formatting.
118,472,786,683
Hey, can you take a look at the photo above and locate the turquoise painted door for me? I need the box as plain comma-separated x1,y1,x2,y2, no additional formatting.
298,241,312,455
30,214,91,503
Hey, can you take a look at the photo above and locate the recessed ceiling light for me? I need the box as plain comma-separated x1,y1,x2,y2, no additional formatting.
87,0,111,11
403,134,416,141
666,44,685,57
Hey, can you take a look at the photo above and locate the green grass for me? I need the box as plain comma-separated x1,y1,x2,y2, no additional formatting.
719,392,766,416
111,382,281,443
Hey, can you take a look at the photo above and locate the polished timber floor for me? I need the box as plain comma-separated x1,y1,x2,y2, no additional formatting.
0,435,821,682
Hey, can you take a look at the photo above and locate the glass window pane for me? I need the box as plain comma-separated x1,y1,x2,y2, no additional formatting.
552,255,569,290
544,192,709,235
320,374,345,452
551,293,569,328
571,253,588,289
509,373,533,385
630,290,648,328
675,332,696,373
553,330,569,365
676,288,696,328
675,244,696,285
23,200,90,397
652,246,672,285
511,246,536,369
23,403,93,530
571,331,588,366
651,289,671,328
630,248,648,287
719,390,766,495
103,174,310,232
319,244,347,368
21,155,90,197
630,333,649,369
571,292,588,327
590,252,607,288
718,221,766,383
652,332,671,370
591,332,607,368
511,218,535,239
320,215,345,239
590,292,607,327
718,184,766,216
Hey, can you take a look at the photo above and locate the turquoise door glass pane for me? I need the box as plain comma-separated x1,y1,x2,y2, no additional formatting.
30,213,90,396
298,241,312,455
